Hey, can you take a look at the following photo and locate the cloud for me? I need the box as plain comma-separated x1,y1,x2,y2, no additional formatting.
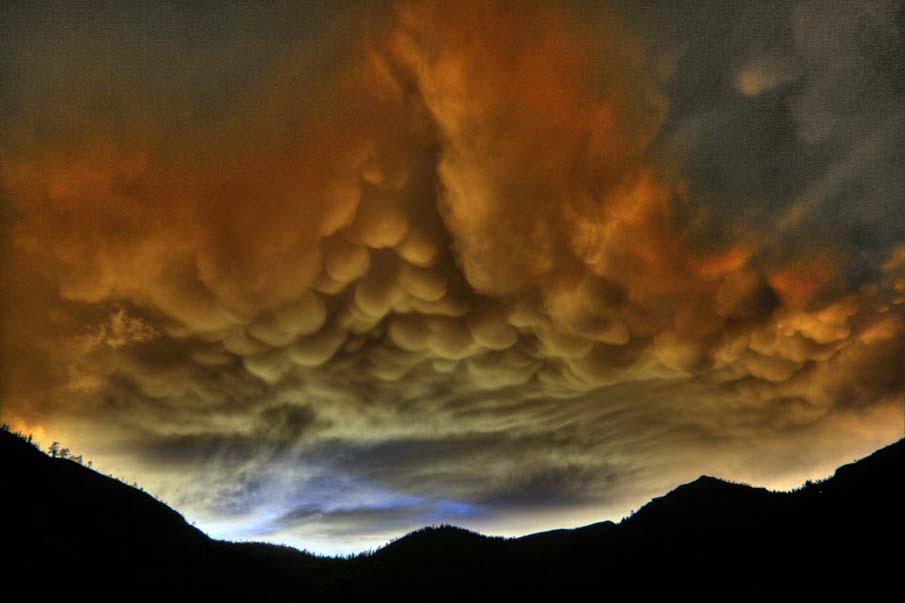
736,56,798,96
1,0,903,554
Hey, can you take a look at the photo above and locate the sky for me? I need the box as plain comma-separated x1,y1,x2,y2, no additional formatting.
1,0,904,555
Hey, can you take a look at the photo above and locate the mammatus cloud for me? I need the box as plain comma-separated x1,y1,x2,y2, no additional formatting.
1,0,903,554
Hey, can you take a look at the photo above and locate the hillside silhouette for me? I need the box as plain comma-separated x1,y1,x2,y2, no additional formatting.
2,429,902,600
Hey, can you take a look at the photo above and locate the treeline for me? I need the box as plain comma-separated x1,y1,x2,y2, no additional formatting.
47,440,91,467
1,423,42,449
1,422,94,468
0,423,155,497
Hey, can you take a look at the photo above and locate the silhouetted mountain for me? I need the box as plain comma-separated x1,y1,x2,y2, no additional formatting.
3,429,902,600
1,430,330,599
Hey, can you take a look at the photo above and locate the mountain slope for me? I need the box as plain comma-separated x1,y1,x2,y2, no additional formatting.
2,429,903,600
0,430,326,599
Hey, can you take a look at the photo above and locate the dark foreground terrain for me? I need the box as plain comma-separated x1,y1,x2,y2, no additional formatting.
2,429,903,600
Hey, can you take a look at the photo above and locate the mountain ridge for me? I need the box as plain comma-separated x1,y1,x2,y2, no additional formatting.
2,429,902,600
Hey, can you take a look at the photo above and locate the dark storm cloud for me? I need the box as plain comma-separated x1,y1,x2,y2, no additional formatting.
647,0,905,263
274,503,435,535
137,403,320,468
1,0,903,553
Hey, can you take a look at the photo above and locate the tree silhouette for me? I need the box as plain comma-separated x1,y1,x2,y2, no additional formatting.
48,441,60,458
60,448,71,460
